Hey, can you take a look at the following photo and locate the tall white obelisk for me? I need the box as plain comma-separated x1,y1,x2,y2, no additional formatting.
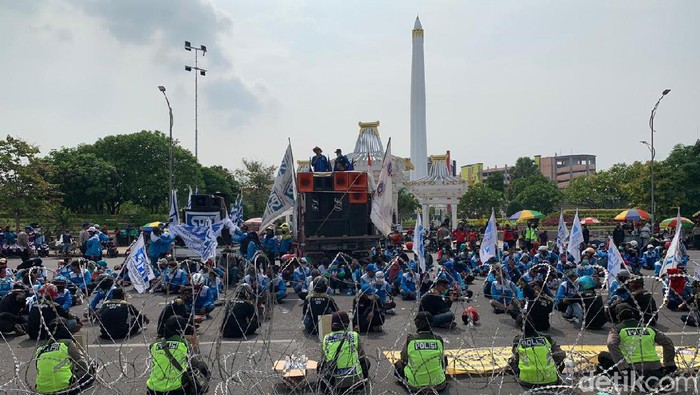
410,16,428,181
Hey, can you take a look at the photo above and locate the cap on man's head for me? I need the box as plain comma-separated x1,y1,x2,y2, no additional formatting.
334,149,342,154
313,146,322,153
82,221,90,227
366,264,377,272
87,227,97,233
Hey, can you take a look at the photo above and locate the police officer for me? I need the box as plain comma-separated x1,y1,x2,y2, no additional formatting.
509,321,565,389
319,311,369,391
597,304,676,385
96,287,149,339
394,311,447,392
34,317,95,395
221,284,260,338
302,277,338,334
146,316,210,395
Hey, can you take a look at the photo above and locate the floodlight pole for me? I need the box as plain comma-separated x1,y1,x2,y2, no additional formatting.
158,86,174,210
648,89,671,230
185,41,207,161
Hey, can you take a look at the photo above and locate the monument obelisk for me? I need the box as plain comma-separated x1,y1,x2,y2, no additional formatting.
410,16,428,181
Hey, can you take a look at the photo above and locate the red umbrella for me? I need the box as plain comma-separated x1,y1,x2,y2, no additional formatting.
580,217,600,225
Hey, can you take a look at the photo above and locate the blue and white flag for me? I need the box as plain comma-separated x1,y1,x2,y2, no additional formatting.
556,210,569,253
659,209,683,277
479,209,498,264
201,221,218,262
186,186,193,209
370,138,393,236
169,189,180,225
261,143,296,231
125,234,155,293
169,220,233,261
606,236,624,288
229,195,244,225
412,212,426,272
568,209,584,264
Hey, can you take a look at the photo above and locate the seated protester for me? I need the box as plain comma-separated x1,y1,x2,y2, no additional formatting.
91,260,113,283
418,278,457,329
147,316,211,395
641,244,658,270
607,270,632,308
34,318,96,395
156,291,196,338
0,285,29,336
441,260,465,292
577,275,607,330
221,284,260,338
52,276,73,310
680,280,700,327
267,265,287,303
629,276,658,326
576,258,596,278
28,284,82,340
503,258,522,284
87,275,114,316
490,272,522,316
96,287,149,340
400,262,420,301
0,266,14,297
200,265,223,302
520,266,542,285
663,267,692,311
596,304,676,389
302,277,339,334
360,264,378,290
353,288,386,333
517,254,532,273
319,312,368,392
188,273,216,318
625,249,641,274
372,271,396,315
393,312,447,392
515,280,553,332
555,253,572,274
509,321,565,389
158,259,189,294
325,260,344,295
66,260,91,294
293,258,312,299
385,257,404,295
481,261,499,298
555,270,581,323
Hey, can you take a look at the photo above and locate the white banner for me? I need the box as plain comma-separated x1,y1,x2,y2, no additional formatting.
125,234,155,293
556,210,569,252
606,236,624,288
260,142,296,231
567,210,584,264
370,138,393,236
169,219,233,261
479,209,498,264
659,209,683,277
412,212,426,272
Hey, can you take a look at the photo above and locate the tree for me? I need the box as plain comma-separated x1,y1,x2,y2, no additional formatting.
0,135,59,230
201,165,240,209
505,172,548,202
234,159,276,219
506,200,523,217
397,188,420,222
653,141,700,218
457,183,503,218
516,180,562,215
485,171,505,193
563,171,630,209
510,157,540,180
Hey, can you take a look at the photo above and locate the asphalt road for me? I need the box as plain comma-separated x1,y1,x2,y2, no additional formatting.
2,251,700,394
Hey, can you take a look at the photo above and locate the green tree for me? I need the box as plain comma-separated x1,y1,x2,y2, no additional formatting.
397,187,420,222
0,135,59,230
235,159,276,219
563,171,630,209
505,173,548,202
201,165,240,209
516,180,562,214
510,157,540,180
653,141,700,218
457,183,503,218
506,200,523,217
485,171,506,193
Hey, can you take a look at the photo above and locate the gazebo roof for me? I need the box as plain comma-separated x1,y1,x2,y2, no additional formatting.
406,155,467,201
347,121,386,164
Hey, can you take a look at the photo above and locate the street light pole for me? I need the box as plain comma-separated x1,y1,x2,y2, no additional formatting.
158,86,174,210
648,88,671,230
184,41,207,161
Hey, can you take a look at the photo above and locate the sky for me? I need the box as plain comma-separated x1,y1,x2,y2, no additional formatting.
1,0,699,173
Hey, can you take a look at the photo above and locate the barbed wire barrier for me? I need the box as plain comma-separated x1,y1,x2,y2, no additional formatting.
1,253,700,395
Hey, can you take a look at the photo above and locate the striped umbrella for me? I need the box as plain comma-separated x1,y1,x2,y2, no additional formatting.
614,209,651,222
660,217,693,229
580,217,600,225
508,210,544,221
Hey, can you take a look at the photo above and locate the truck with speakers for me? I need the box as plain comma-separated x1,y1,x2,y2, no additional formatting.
296,171,380,261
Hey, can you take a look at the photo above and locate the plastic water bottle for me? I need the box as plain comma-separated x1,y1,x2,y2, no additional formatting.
565,357,575,382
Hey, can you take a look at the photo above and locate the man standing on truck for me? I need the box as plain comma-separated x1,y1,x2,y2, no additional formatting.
311,147,331,172
333,149,354,171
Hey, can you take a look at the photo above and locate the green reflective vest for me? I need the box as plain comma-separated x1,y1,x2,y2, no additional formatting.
404,336,446,388
526,228,538,242
516,336,558,385
322,330,362,379
35,341,73,394
618,326,660,364
146,338,190,392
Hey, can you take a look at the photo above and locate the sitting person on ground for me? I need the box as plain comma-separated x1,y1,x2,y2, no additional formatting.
490,271,522,316
86,275,114,318
96,287,149,340
188,273,216,318
555,270,582,324
596,304,676,388
66,260,91,295
353,288,386,333
629,276,658,326
146,316,211,395
155,258,189,294
267,265,288,303
515,280,553,332
418,278,457,329
319,311,369,392
662,267,692,311
509,321,565,389
0,285,29,336
400,262,420,301
221,284,260,339
577,275,607,330
394,311,447,392
607,269,632,316
52,276,74,310
293,258,312,299
302,277,338,334
680,280,700,327
28,284,82,340
372,271,396,315
156,290,198,338
34,318,96,395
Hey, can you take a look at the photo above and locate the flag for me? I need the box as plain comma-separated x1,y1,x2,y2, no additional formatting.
201,221,218,262
556,210,569,252
229,195,242,224
568,209,584,264
370,138,393,236
169,220,231,261
659,208,683,277
606,236,624,288
125,234,155,293
186,186,193,209
479,209,498,264
169,189,179,225
260,142,296,231
412,212,426,272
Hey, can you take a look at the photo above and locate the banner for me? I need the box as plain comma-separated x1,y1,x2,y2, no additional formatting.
568,209,584,264
186,186,193,209
260,142,296,231
169,189,179,225
556,210,569,252
125,234,155,293
184,211,222,227
201,221,218,262
659,209,683,277
370,138,393,236
606,236,624,288
412,212,426,272
229,195,243,225
169,219,233,261
479,209,497,264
